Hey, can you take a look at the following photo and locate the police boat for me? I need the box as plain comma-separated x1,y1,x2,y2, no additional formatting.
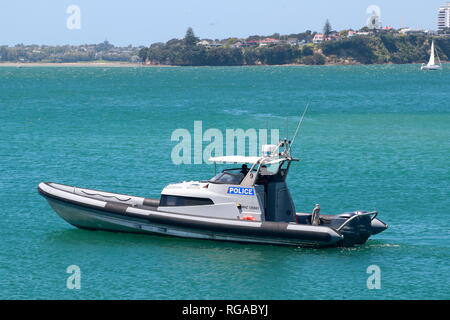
38,141,388,247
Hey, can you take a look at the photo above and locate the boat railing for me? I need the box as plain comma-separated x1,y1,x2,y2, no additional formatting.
336,211,378,232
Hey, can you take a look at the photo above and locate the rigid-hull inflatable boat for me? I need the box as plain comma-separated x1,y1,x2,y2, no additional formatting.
38,141,387,247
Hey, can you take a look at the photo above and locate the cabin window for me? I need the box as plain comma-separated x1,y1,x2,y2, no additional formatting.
209,172,244,185
160,195,214,207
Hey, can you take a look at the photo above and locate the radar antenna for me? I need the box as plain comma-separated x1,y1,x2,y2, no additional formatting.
288,102,310,154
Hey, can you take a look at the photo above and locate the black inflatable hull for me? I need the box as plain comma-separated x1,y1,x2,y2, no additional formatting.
38,182,386,247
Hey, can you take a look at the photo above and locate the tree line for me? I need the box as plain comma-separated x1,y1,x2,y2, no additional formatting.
322,33,450,64
2,27,450,65
138,28,326,66
0,41,140,63
138,27,450,66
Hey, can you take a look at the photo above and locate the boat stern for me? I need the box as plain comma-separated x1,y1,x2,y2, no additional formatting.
318,211,388,246
370,218,388,235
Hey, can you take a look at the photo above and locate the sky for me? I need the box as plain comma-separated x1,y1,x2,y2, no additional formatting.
0,0,447,46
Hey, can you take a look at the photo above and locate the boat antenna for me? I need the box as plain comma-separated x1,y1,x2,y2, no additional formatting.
286,116,289,140
288,102,310,153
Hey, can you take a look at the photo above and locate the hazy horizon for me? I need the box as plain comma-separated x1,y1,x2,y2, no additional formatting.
0,0,446,46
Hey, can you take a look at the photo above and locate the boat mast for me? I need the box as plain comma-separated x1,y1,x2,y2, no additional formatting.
435,41,442,66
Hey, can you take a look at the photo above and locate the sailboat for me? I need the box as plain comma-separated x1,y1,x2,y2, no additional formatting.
421,40,442,70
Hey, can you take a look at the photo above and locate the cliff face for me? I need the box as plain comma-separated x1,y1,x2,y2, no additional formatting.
141,34,450,66
321,35,450,65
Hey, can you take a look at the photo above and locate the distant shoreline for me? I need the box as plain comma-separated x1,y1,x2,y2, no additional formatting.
0,62,172,67
0,61,445,67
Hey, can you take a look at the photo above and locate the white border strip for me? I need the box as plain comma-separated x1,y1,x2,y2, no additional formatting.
39,182,107,208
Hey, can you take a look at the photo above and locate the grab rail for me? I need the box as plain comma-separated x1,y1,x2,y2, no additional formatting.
336,211,378,232
81,190,132,202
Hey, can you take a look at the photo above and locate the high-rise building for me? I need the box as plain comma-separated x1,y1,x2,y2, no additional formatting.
438,2,450,32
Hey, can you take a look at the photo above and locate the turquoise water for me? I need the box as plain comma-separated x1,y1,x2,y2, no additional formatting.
0,65,449,299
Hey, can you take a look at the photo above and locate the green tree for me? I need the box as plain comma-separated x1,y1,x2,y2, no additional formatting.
205,47,243,66
0,46,9,61
323,19,332,37
301,45,314,56
359,26,370,32
259,45,296,65
97,40,114,52
184,27,199,46
138,48,148,63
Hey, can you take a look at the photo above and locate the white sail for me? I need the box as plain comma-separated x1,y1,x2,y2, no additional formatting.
427,41,436,66
421,40,442,70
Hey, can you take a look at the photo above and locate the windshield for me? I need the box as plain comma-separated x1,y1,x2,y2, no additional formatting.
209,172,244,185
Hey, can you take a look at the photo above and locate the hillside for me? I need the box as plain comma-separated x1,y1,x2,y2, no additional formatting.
140,34,450,66
321,34,450,64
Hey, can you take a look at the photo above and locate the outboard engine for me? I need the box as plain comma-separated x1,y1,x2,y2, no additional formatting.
321,211,373,246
